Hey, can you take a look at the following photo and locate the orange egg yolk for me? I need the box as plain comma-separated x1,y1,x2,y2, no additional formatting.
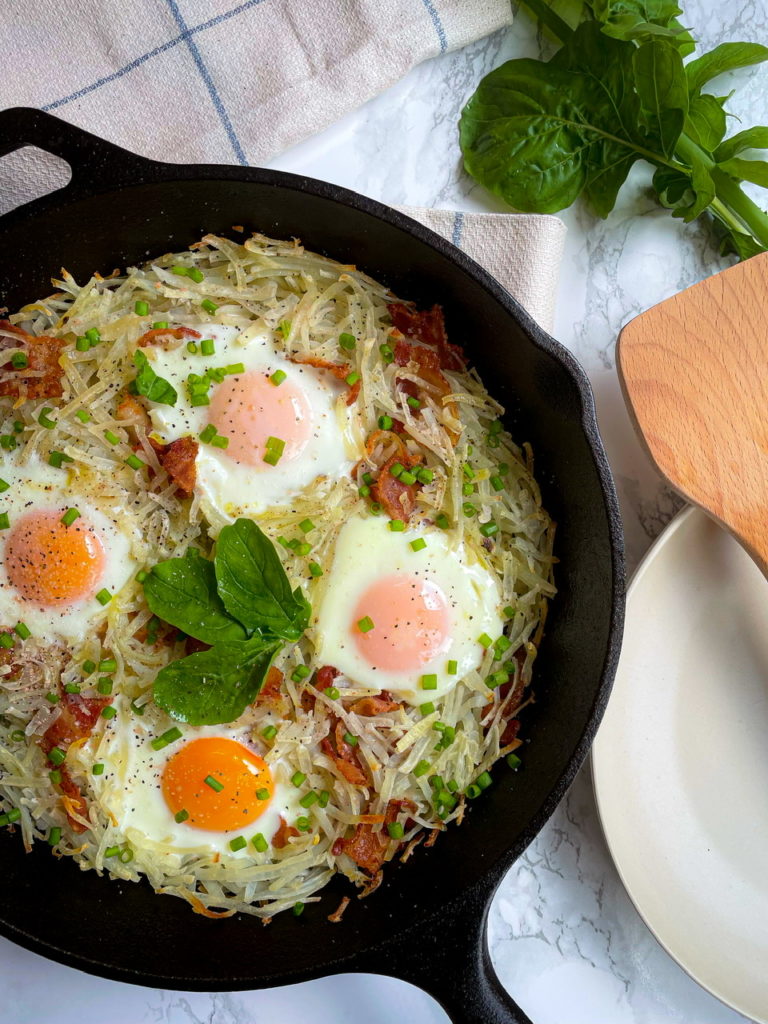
162,736,274,832
207,369,311,469
352,574,451,673
4,509,106,607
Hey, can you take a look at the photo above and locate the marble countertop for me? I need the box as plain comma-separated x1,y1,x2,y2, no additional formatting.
2,2,764,1021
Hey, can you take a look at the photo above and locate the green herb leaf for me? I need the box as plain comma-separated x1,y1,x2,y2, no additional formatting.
590,0,692,51
684,94,727,152
215,519,311,641
144,550,248,645
714,126,768,163
632,39,687,157
130,350,178,406
717,157,768,187
685,42,768,95
153,636,281,725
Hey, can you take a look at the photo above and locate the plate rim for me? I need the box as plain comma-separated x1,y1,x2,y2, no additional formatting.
592,503,762,1024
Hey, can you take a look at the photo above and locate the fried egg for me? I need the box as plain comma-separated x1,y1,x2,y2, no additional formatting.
0,457,139,642
93,705,304,860
145,325,360,520
314,516,504,704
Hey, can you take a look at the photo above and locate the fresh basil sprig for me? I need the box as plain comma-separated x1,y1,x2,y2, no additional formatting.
144,519,311,725
459,0,768,259
130,349,178,406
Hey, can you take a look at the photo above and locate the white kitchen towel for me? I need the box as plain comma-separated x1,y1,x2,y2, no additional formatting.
0,0,566,330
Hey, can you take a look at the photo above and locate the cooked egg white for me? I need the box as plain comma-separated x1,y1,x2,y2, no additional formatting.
314,516,504,704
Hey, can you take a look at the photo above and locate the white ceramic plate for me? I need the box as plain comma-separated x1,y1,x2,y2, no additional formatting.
593,506,768,1023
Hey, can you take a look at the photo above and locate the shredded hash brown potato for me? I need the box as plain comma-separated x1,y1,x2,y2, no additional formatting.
0,233,555,919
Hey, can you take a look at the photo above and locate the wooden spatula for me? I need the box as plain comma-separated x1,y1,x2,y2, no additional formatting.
617,252,768,578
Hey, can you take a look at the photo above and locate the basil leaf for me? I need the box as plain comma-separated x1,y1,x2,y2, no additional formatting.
215,518,310,641
720,228,765,261
153,636,280,726
714,126,768,163
684,94,727,153
131,350,178,406
685,43,768,95
144,550,248,645
717,157,768,188
633,39,688,157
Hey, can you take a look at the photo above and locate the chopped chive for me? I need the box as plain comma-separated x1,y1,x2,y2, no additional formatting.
413,760,430,777
10,729,25,742
463,464,475,480
399,470,417,485
171,265,189,277
119,847,134,863
201,299,218,314
507,753,522,770
104,846,120,858
478,633,493,649
318,790,330,808
134,300,149,316
291,665,310,683
343,732,358,747
345,371,361,387
49,769,62,784
190,393,210,407
48,451,74,468
339,332,356,351
225,363,245,375
49,747,66,766
358,485,370,498
204,774,224,792
447,659,458,675
173,808,189,824
0,632,14,648
0,434,16,451
464,482,475,498
300,791,318,808
103,429,120,445
186,341,198,354
188,268,205,284
378,414,393,430
125,453,146,471
262,725,277,741
199,424,217,444
92,763,105,776
299,518,315,534
278,319,291,339
409,537,427,552
379,344,394,363
357,616,374,633
362,472,374,486
152,321,168,330
434,513,450,530
370,502,382,515
13,421,23,433
76,336,91,352
229,835,247,852
498,462,510,476
48,826,62,846
291,771,307,788
504,606,516,619
82,659,96,674
0,479,8,493
256,788,270,801
46,691,60,704
95,589,112,606
433,722,446,733
448,779,459,793
490,475,504,492
489,419,503,435
0,513,10,531
252,833,268,852
487,434,500,448
387,821,405,840
466,783,482,799
130,699,145,716
11,352,28,369
420,702,435,716
494,636,512,656
85,328,101,345
416,467,434,484
96,677,113,695
309,562,323,578
388,519,404,532
270,369,287,387
7,809,21,823
476,771,493,790
64,683,81,694
151,726,183,751
38,408,56,429
295,816,311,832
324,686,340,700
429,775,443,790
480,522,499,538
263,436,285,465
100,706,116,719
210,435,229,449
421,674,438,690
406,396,421,410
60,507,80,527
75,409,91,423
463,503,476,518
390,462,404,479
201,338,215,356
0,814,8,826
293,901,305,916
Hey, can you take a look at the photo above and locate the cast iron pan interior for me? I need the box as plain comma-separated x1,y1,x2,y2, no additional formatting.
0,108,624,1024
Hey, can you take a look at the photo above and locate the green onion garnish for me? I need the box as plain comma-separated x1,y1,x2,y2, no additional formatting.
416,467,434,484
358,485,370,498
345,371,361,387
75,336,90,351
252,833,268,852
201,338,215,356
262,725,277,741
10,729,25,742
38,408,56,429
49,769,62,784
11,352,28,369
104,846,120,858
151,726,183,751
463,502,476,517
13,420,23,433
204,774,224,792
507,753,522,770
171,265,189,277
447,659,458,675
343,732,358,747
278,320,291,339
399,470,417,485
489,419,503,435
125,453,145,471
295,816,311,832
478,633,493,649
480,521,499,538
188,268,204,284
0,513,10,531
187,341,198,354
92,763,105,776
210,434,229,450
174,808,189,823
49,747,66,766
339,332,356,351
466,783,481,799
119,847,134,863
324,686,340,700
75,409,91,423
419,702,435,716
199,424,217,444
291,665,310,683
152,321,168,330
406,396,421,410
318,790,330,807
490,475,504,492
504,606,516,619
103,429,120,445
299,518,315,534
494,636,512,656
134,300,149,316
388,519,404,532
309,562,323,578
476,771,492,790
61,508,80,527
0,434,16,451
293,901,305,916
82,659,96,674
387,821,404,840
421,674,438,690
0,632,14,648
64,683,81,694
291,771,307,788
6,808,20,823
85,328,101,345
256,788,270,801
413,760,430,777
300,791,318,808
48,826,62,846
201,299,218,314
357,616,374,633
263,435,285,466
498,462,510,475
95,589,112,605
49,451,74,468
46,691,60,704
378,414,393,430
136,570,148,583
130,699,145,716
379,344,394,363
0,479,9,493
100,706,116,719
487,434,500,448
225,363,244,375
270,369,287,387
390,462,404,479
409,537,426,552
229,835,247,852
370,502,382,515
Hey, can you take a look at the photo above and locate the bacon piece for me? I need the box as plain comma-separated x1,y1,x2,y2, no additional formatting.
57,766,90,833
321,717,367,787
148,436,198,497
393,337,460,441
116,393,149,428
500,718,521,747
256,666,284,704
272,816,300,849
301,664,340,713
0,321,66,400
288,354,360,405
348,692,402,717
387,302,466,371
137,327,201,348
370,452,419,521
335,798,416,875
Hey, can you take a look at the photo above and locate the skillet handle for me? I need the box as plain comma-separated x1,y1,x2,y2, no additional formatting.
353,881,532,1024
0,106,157,191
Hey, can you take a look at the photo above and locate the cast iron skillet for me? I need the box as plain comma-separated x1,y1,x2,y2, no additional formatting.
0,107,624,1024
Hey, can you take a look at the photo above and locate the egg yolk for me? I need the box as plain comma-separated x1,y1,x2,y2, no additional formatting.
352,574,451,673
162,736,273,832
207,370,312,469
4,509,106,607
